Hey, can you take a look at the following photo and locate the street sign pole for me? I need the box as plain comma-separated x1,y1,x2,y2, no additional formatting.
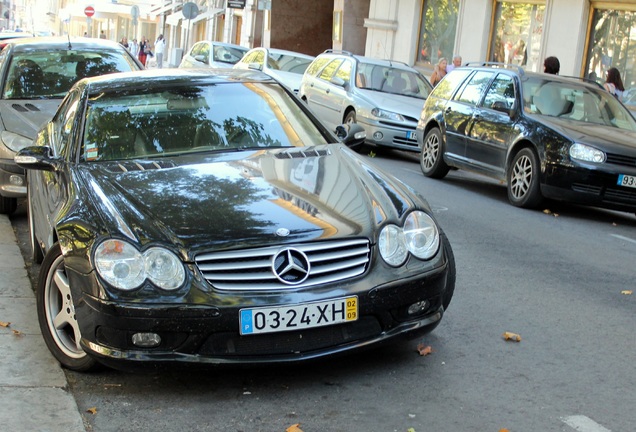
181,2,199,61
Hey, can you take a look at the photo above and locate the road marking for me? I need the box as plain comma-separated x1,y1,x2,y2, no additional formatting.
611,234,636,245
562,415,612,432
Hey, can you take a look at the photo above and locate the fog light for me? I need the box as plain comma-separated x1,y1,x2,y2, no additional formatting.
408,301,429,315
9,175,23,186
373,131,383,140
132,332,161,347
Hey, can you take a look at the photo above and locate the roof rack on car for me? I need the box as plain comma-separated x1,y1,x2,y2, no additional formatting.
323,49,354,56
463,62,525,76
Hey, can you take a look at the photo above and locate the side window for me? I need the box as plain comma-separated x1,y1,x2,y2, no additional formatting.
482,74,515,110
305,57,330,77
191,43,204,57
334,59,352,84
51,90,80,158
253,51,265,67
456,71,495,106
319,59,343,81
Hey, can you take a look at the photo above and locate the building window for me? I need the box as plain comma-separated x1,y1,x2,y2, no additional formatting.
488,1,545,72
416,0,459,66
585,7,636,107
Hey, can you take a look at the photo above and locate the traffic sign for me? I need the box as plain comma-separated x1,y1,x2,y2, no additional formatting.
84,6,95,17
182,2,199,20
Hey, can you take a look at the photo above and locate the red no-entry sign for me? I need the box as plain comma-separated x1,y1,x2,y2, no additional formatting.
84,6,95,17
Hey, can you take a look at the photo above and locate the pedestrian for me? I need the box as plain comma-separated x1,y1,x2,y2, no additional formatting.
154,34,166,69
429,57,447,87
138,36,150,67
99,30,107,40
129,38,139,58
543,56,560,74
446,54,462,73
119,37,129,50
603,67,625,101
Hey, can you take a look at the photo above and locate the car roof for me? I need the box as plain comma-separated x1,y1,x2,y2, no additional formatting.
201,41,247,49
248,47,315,60
80,68,277,93
4,36,129,51
317,50,417,71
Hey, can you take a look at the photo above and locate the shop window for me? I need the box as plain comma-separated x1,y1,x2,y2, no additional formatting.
416,0,459,66
488,1,545,72
585,8,636,109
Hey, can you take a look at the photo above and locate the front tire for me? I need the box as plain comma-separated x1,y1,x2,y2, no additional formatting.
0,196,17,215
507,147,543,208
420,128,450,178
37,243,99,371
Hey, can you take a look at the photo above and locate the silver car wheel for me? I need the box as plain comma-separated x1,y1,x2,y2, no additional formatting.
509,153,533,200
421,132,440,170
44,254,85,360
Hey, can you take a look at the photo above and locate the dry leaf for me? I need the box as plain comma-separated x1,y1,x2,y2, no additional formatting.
0,321,10,328
286,424,303,432
621,290,633,295
86,407,97,415
416,343,433,356
499,429,510,432
503,332,521,342
11,329,22,337
408,428,416,432
542,209,552,215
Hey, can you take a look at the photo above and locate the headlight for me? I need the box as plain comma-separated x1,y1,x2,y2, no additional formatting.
371,108,405,122
403,211,440,260
95,239,185,291
569,143,605,163
379,224,408,266
379,211,440,266
1,131,33,153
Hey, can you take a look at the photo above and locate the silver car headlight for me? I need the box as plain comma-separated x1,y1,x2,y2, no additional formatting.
403,211,440,260
1,131,33,153
379,211,440,266
371,108,405,122
569,143,606,163
95,239,185,291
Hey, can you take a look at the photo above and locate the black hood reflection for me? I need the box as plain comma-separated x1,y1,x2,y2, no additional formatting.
80,145,415,254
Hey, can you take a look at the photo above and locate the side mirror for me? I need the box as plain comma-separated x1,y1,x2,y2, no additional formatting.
334,123,366,148
14,146,60,172
491,101,514,117
330,76,346,88
248,62,263,71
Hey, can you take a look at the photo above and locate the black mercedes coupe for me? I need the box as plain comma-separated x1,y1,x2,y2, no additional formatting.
16,69,456,371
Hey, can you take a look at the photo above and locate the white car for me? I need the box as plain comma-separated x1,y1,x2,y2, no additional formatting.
233,47,314,93
298,50,433,151
179,41,248,69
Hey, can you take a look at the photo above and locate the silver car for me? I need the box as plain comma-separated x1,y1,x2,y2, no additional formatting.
179,41,248,69
298,50,433,151
233,47,314,94
0,37,143,214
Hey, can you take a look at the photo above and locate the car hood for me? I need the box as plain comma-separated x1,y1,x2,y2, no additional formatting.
356,89,425,117
0,99,61,138
536,116,636,154
77,145,420,256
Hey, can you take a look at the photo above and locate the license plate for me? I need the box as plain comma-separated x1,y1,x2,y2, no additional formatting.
406,131,417,140
239,296,358,335
617,174,636,189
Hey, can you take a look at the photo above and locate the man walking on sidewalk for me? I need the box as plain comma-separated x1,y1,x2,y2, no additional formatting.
155,35,166,69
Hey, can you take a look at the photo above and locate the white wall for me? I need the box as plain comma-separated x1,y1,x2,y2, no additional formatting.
454,0,491,65
542,0,589,76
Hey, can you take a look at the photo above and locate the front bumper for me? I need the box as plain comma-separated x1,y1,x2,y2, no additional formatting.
542,162,636,213
358,118,419,152
0,158,26,198
73,263,451,369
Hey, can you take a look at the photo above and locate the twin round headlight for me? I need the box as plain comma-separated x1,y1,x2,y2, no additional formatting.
94,239,185,291
379,211,440,266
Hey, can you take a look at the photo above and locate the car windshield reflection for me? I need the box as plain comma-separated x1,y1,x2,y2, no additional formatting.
523,78,636,130
81,82,330,162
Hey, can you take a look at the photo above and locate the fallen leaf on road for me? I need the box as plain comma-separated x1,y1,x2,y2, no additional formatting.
542,209,559,217
499,429,510,432
0,321,10,327
621,290,632,295
286,424,303,432
86,407,97,415
503,332,521,342
11,329,22,337
416,343,433,356
407,428,416,432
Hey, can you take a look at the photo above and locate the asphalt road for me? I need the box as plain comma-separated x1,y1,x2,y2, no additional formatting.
10,148,636,432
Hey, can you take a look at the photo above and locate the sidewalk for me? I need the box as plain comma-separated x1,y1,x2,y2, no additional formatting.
0,215,85,432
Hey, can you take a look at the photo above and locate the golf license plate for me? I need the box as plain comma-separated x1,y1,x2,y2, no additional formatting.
406,131,417,140
618,174,636,189
240,296,358,335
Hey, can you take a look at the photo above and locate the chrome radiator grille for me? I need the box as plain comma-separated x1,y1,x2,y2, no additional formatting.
195,239,370,290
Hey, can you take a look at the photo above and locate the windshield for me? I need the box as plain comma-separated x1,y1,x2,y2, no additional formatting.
3,49,138,100
522,77,636,131
266,53,312,74
212,45,247,65
356,62,431,99
81,81,330,162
